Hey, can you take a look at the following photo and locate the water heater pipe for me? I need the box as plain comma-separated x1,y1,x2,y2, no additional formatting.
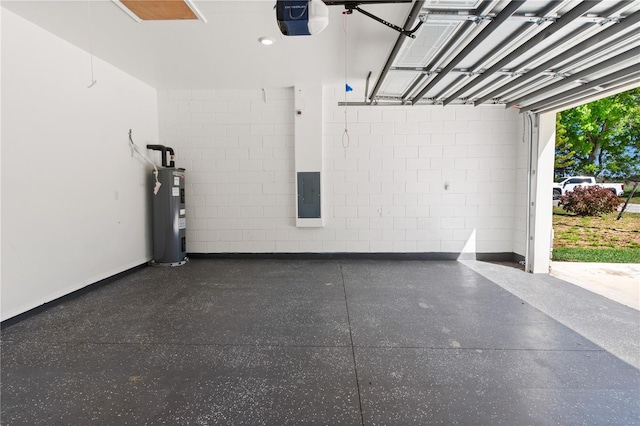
146,144,176,168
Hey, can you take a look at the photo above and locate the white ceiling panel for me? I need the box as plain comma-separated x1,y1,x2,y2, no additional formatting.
424,0,482,10
378,70,420,99
395,22,458,68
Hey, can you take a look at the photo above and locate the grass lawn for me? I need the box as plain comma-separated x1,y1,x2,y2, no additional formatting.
552,247,640,263
552,207,640,263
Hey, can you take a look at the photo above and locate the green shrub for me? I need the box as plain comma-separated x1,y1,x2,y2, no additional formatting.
559,186,621,216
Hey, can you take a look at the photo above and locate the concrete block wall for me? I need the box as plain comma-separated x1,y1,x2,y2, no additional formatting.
157,85,523,254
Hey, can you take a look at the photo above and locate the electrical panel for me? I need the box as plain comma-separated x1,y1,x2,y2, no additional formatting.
297,172,321,219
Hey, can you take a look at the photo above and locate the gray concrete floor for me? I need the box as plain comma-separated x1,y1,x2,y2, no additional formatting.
2,259,639,425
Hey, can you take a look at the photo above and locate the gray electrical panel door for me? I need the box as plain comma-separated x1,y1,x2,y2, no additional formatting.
151,167,187,265
297,172,321,218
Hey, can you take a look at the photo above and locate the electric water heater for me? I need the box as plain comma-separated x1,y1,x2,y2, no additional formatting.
147,145,188,267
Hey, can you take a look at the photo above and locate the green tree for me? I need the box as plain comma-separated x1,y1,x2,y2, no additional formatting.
556,87,640,180
554,113,576,179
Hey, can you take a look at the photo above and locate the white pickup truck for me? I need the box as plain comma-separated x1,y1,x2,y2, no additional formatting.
553,176,625,200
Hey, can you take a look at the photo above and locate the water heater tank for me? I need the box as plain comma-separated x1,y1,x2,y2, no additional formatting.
147,145,188,267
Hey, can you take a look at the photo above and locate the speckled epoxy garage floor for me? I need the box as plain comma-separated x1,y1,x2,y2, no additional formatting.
2,259,639,425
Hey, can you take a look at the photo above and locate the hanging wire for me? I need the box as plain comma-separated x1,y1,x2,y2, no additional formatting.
342,11,350,158
86,0,97,88
129,130,162,195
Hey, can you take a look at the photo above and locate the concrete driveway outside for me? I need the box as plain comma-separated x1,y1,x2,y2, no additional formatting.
550,261,640,310
619,203,640,213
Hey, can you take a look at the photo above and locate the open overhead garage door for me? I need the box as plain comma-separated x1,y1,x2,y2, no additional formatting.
359,0,640,114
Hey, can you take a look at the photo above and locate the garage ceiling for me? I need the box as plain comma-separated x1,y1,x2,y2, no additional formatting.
1,0,412,90
368,0,640,113
3,0,639,113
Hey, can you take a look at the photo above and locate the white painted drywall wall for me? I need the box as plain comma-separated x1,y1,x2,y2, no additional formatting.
158,85,524,255
1,9,158,320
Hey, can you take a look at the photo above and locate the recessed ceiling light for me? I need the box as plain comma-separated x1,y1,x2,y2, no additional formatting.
258,37,275,46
